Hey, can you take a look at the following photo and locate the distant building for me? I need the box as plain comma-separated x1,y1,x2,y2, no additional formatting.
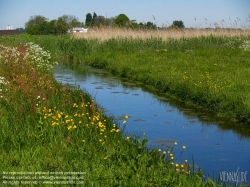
68,27,88,34
0,25,22,35
6,25,13,30
0,30,22,35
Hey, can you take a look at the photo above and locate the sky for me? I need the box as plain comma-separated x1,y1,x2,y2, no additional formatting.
0,0,249,29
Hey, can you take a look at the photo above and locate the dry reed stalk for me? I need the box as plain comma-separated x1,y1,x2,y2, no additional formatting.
72,27,250,41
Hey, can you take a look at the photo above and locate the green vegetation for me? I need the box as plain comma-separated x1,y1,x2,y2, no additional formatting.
114,14,130,27
1,32,249,186
24,13,160,35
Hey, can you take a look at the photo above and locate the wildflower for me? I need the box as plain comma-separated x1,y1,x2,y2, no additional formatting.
171,157,174,160
73,125,77,129
175,164,179,167
123,120,126,124
171,162,174,165
125,115,129,119
174,142,177,145
182,146,186,149
186,171,191,175
82,140,85,143
116,129,120,133
181,164,184,168
185,160,188,163
163,151,167,154
79,121,82,124
158,149,161,152
67,126,72,130
104,157,107,160
126,136,130,140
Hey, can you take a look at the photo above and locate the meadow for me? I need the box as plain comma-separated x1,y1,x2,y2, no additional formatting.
1,28,250,186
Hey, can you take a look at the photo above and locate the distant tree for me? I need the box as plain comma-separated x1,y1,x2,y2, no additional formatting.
146,21,156,29
92,12,97,25
114,14,130,27
25,15,48,33
47,19,57,35
58,15,81,28
93,16,105,27
85,13,92,27
103,17,115,27
56,17,67,34
16,28,26,33
172,20,185,28
130,20,139,29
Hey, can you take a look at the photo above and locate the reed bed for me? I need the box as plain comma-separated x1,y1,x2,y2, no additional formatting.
73,27,250,41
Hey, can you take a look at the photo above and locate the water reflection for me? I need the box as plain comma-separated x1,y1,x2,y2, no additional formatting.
53,64,250,184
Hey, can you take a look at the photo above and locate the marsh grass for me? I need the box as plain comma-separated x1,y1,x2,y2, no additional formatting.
73,27,250,41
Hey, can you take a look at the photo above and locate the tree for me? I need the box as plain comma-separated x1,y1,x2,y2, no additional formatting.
103,17,115,27
16,28,26,33
25,15,48,33
146,21,156,29
85,13,92,27
130,20,139,29
58,15,81,28
172,20,185,28
114,14,130,27
93,16,105,27
92,12,97,25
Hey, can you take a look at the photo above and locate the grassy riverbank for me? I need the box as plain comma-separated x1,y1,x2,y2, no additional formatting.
2,28,250,125
0,38,229,186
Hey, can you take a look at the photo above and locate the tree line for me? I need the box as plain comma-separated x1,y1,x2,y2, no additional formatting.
24,13,185,35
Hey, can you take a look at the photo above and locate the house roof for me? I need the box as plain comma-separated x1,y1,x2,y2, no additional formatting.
0,30,22,35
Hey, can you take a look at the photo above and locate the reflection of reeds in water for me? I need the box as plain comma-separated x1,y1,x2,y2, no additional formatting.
151,139,176,149
73,27,250,41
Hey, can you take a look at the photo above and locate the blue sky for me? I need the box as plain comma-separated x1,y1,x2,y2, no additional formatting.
0,0,249,29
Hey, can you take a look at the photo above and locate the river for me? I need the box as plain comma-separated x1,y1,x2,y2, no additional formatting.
53,64,250,185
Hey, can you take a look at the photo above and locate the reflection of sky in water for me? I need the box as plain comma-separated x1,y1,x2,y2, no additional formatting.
53,65,250,184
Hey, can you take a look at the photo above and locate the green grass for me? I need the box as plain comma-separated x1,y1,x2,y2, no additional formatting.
5,34,250,125
0,34,249,186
